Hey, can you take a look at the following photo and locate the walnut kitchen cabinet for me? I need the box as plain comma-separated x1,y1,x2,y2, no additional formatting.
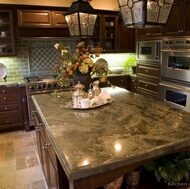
0,87,24,132
136,63,161,100
130,75,137,93
0,9,16,56
136,27,163,39
164,0,190,36
89,12,118,52
16,9,69,37
99,75,131,90
33,104,62,189
117,21,135,52
88,11,135,53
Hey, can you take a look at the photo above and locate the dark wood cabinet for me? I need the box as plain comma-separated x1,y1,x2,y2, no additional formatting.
118,22,135,52
0,87,24,132
0,9,16,56
130,75,137,93
16,8,70,37
136,27,163,39
33,109,59,189
99,75,131,90
88,11,135,52
164,0,190,36
136,63,161,100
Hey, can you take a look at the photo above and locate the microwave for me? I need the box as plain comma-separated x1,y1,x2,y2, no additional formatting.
137,40,161,62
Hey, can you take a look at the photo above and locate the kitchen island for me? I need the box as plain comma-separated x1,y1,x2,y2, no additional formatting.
32,87,190,189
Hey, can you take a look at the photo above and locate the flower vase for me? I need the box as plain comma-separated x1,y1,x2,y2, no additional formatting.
73,72,91,93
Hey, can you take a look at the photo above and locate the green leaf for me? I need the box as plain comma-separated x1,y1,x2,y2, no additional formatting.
143,161,156,171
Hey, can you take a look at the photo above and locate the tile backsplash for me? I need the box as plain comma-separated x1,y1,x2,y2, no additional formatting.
0,38,136,81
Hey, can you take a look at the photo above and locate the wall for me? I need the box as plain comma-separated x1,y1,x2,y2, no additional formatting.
0,38,135,81
0,0,119,11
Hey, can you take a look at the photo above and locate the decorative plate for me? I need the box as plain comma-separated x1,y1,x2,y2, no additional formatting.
0,63,7,79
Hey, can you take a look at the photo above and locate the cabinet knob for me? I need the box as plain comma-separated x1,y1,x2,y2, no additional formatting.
6,120,9,123
2,90,6,93
145,84,148,87
3,97,7,100
5,107,8,110
145,70,149,72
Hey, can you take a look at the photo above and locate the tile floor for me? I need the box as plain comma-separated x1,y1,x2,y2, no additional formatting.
0,130,48,189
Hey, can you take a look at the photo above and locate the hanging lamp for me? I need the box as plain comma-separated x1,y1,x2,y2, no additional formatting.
118,0,174,28
65,0,97,37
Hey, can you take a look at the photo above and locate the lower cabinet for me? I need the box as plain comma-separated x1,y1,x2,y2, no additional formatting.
0,86,24,132
136,63,161,100
99,75,131,90
33,109,60,189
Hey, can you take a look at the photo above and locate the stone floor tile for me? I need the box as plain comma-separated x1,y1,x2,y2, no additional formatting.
31,180,46,189
16,158,27,170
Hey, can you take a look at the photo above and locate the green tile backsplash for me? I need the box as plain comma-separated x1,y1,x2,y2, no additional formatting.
0,38,136,81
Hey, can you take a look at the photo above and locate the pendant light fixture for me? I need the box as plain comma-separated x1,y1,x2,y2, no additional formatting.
118,0,174,28
65,0,97,37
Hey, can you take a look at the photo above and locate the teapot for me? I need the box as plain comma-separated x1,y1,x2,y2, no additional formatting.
72,81,86,108
88,80,101,99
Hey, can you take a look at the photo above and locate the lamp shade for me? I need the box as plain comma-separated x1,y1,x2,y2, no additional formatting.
118,0,174,28
65,0,97,37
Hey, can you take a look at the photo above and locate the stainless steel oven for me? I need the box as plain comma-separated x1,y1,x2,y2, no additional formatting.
26,75,72,128
137,40,161,62
160,37,190,112
160,79,190,112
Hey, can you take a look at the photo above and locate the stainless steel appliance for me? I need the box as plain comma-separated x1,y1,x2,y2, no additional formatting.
137,40,161,62
26,75,72,127
160,37,190,112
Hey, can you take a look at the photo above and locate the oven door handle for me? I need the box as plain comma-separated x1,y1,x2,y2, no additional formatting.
160,82,190,93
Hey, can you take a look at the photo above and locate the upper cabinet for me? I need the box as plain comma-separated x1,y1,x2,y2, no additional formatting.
89,11,135,53
136,0,190,39
16,8,69,37
0,9,16,56
136,27,163,39
164,0,190,36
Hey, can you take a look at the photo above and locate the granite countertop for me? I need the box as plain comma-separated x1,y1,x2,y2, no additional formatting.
0,79,26,87
32,87,190,181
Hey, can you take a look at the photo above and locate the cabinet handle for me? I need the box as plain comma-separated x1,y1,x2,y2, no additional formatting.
5,107,8,110
43,146,48,150
46,143,51,147
3,97,7,100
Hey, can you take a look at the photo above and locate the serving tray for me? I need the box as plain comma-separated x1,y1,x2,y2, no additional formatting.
65,98,113,110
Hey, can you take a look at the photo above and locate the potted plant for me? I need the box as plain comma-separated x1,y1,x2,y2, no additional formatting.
143,151,190,183
123,56,137,74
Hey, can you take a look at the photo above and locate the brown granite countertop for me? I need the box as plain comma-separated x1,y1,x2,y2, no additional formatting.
32,87,190,181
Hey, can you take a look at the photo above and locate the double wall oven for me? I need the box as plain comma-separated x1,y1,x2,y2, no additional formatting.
160,38,190,112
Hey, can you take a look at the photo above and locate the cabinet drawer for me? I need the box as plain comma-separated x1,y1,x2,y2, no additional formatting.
0,116,22,126
137,64,160,79
137,79,159,93
0,94,20,104
0,87,19,94
0,104,20,112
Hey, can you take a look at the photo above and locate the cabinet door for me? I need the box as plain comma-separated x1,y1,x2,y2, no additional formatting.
52,11,67,28
183,0,190,35
17,9,52,27
136,27,163,39
117,23,135,52
103,14,118,52
0,10,16,56
164,0,183,36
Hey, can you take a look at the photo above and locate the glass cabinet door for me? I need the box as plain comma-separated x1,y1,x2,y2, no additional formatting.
0,10,16,56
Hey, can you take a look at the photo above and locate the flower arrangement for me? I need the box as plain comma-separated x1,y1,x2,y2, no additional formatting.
52,41,109,87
